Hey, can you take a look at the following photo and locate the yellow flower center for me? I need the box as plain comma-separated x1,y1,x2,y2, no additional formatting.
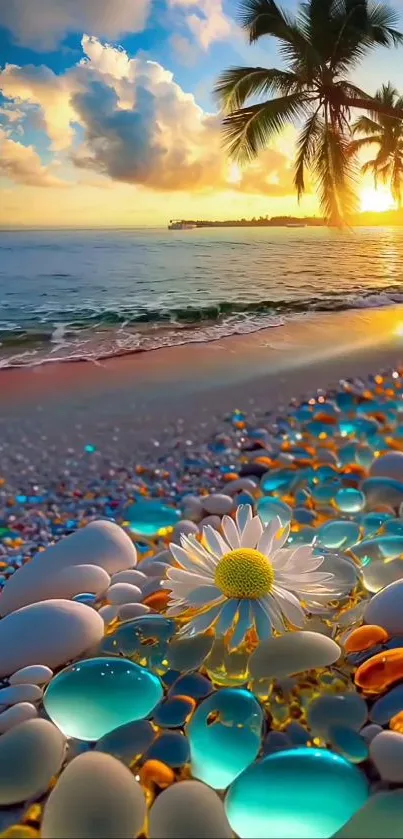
214,548,275,599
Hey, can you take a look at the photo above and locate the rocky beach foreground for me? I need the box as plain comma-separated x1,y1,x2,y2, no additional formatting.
2,310,403,836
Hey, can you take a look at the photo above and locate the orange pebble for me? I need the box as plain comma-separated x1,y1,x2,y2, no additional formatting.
139,759,175,789
390,711,403,733
143,590,170,611
223,473,239,482
355,649,403,694
345,624,389,653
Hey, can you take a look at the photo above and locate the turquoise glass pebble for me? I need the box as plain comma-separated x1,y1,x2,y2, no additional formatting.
224,748,369,839
334,487,366,514
145,731,190,767
260,469,295,494
126,499,181,537
318,520,361,550
153,696,195,728
95,719,155,765
287,526,316,545
359,512,391,537
72,592,98,605
168,672,213,699
187,688,263,789
306,693,368,739
352,535,403,564
256,497,292,527
101,615,176,672
43,657,163,741
328,725,368,763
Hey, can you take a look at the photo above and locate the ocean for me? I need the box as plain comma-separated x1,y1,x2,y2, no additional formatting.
0,225,403,368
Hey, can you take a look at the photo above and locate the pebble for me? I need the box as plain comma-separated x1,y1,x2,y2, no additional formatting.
0,718,66,805
345,625,389,653
360,724,383,743
370,452,403,481
334,790,403,838
307,693,368,738
41,751,147,839
98,605,119,624
95,719,155,765
202,494,233,515
9,664,53,686
224,478,257,496
199,515,221,530
118,603,150,621
172,520,199,541
0,702,38,733
249,632,341,680
0,683,43,706
363,559,403,593
107,583,142,605
355,649,403,694
148,780,233,838
0,600,104,678
370,684,403,725
364,579,403,634
0,521,137,615
370,731,403,782
51,564,111,599
110,570,147,587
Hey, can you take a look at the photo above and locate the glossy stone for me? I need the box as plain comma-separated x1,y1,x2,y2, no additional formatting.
345,625,389,654
328,725,368,763
355,649,403,694
0,718,66,805
249,632,341,680
260,469,295,494
166,633,214,673
334,488,366,514
187,688,263,789
307,693,368,739
145,731,190,767
148,781,233,839
168,673,213,699
101,615,176,674
256,497,292,527
364,579,403,634
318,521,361,551
369,684,403,725
126,500,180,538
95,720,155,766
44,657,163,741
370,731,403,782
153,696,196,728
225,748,369,839
334,791,403,839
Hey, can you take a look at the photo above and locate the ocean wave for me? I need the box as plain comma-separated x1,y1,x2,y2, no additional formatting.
1,286,403,369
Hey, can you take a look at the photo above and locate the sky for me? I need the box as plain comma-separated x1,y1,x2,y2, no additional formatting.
0,0,402,227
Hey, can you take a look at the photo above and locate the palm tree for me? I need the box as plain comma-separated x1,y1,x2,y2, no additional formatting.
350,82,403,206
215,0,403,225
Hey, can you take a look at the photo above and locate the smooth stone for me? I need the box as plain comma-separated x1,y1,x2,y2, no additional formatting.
256,497,291,527
187,688,263,789
101,614,175,671
225,478,257,496
334,791,403,838
360,724,383,743
146,730,189,767
0,702,38,733
0,718,66,805
353,536,403,564
141,561,170,578
149,780,233,839
169,672,213,699
182,496,204,521
167,633,214,672
362,478,403,509
225,748,369,839
328,725,368,763
0,684,42,706
110,570,147,586
44,656,163,741
370,731,403,782
364,579,403,634
107,583,142,605
52,565,111,599
370,684,403,725
0,521,137,615
119,603,150,621
334,488,366,514
95,720,155,766
249,632,341,680
363,559,403,593
172,520,199,541
98,604,119,624
370,452,403,481
318,521,361,551
127,500,180,538
307,693,368,738
0,600,104,678
200,515,222,530
202,494,233,515
9,664,53,685
317,554,357,598
153,696,195,728
41,751,147,839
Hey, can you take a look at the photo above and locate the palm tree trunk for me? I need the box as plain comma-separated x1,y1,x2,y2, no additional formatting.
343,95,403,121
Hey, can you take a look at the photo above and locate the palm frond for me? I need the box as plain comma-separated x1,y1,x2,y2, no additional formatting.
239,0,298,42
392,156,403,205
222,93,307,161
294,107,322,200
366,2,403,47
349,136,382,154
352,115,382,135
214,67,300,113
313,120,358,224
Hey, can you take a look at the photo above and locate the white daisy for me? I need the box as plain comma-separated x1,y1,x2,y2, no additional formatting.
162,505,340,648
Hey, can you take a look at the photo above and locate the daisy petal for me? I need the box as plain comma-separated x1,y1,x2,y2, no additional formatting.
215,598,240,635
203,526,229,559
185,585,224,606
180,535,217,571
222,515,240,549
276,571,335,586
170,543,209,573
273,522,291,550
166,568,214,586
240,515,263,548
236,504,252,535
257,516,282,556
260,594,286,632
252,600,272,641
272,585,306,628
229,600,251,650
180,603,223,637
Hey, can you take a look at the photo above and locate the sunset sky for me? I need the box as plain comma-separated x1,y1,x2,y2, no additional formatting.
0,0,402,227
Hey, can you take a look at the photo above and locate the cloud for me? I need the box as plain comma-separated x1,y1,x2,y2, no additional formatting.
168,0,233,49
0,0,150,50
0,35,297,196
0,130,65,187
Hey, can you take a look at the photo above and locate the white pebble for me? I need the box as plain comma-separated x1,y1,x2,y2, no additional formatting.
119,603,150,621
224,478,258,495
202,494,233,516
370,731,403,782
360,724,383,744
0,684,43,706
141,578,164,598
364,579,403,634
9,665,53,686
107,583,142,606
249,632,341,680
0,702,38,733
149,780,232,838
52,564,111,599
172,520,199,541
41,751,147,838
98,605,119,625
200,515,221,530
141,562,169,578
0,718,66,805
370,452,403,481
182,496,204,522
110,570,147,587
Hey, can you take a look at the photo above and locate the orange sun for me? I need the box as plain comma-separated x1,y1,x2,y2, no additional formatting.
360,186,396,213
